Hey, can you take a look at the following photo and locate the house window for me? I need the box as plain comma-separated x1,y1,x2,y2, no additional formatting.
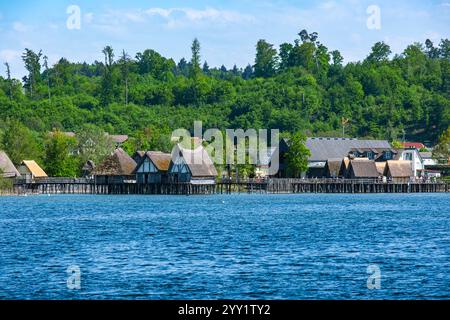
404,153,413,161
367,151,373,159
385,151,392,160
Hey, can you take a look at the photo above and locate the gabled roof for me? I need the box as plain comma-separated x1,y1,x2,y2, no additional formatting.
324,158,342,176
173,144,218,177
92,148,136,176
384,160,413,178
133,151,172,173
20,160,48,178
347,160,379,178
0,151,20,178
306,138,391,162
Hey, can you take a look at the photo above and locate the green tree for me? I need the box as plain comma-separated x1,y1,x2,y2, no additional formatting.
366,41,392,63
254,39,278,78
21,48,42,97
101,45,116,105
190,38,201,78
0,120,43,165
432,127,450,163
4,62,12,100
286,132,311,177
118,50,131,106
76,124,114,166
44,130,80,177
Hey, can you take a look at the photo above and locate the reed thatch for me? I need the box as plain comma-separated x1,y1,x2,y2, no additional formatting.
20,160,47,178
133,151,172,173
92,148,136,176
0,151,20,178
384,160,413,178
346,160,379,178
324,158,342,177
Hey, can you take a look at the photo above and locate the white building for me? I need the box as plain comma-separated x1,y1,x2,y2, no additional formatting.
419,152,437,166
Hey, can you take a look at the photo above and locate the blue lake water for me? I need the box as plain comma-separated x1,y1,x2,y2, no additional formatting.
0,193,449,300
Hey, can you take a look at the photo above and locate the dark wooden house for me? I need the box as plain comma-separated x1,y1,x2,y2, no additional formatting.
92,148,137,184
133,151,172,184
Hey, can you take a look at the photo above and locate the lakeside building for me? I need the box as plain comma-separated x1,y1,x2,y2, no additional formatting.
0,151,21,178
305,138,392,177
345,159,380,180
401,142,426,149
18,160,48,182
384,160,414,183
168,144,218,185
394,148,424,177
92,148,137,184
133,151,172,184
419,152,437,166
324,158,342,178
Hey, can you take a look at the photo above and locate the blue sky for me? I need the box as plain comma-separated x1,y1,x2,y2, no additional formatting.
0,0,449,78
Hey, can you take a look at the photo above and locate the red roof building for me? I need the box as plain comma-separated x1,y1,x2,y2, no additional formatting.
401,142,425,149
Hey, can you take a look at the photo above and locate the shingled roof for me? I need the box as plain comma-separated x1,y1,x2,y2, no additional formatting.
306,138,391,162
92,148,136,176
0,151,20,178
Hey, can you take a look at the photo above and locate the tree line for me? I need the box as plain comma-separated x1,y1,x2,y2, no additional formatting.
0,29,449,176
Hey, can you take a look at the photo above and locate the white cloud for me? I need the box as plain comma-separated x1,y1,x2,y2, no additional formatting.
319,1,337,11
0,49,22,62
144,7,256,26
12,21,30,32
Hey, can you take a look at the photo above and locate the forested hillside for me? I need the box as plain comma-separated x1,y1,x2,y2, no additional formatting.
0,30,449,159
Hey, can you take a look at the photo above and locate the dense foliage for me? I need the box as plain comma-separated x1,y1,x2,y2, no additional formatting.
0,29,449,176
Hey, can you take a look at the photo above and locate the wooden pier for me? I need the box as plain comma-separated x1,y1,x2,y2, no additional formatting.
10,177,449,195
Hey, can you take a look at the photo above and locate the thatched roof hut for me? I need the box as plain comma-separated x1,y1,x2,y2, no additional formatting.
384,160,413,181
169,144,218,183
133,151,172,174
92,148,136,176
324,158,342,178
338,157,351,177
19,160,48,179
346,160,379,179
0,151,20,178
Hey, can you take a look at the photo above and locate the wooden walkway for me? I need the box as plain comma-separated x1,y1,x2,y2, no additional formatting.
9,177,449,195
